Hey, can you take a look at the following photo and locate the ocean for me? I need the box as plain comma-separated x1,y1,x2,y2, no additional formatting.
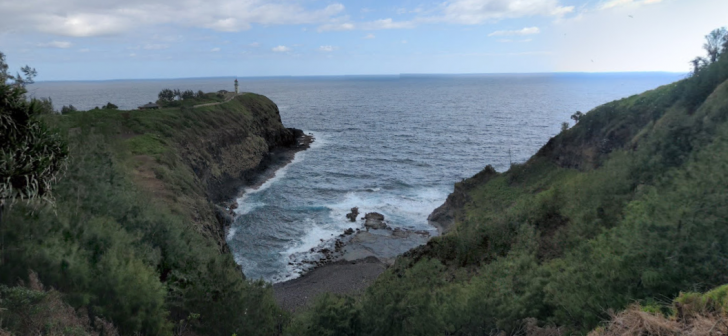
30,73,685,282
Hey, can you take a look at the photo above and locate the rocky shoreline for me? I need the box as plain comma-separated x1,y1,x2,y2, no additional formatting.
216,130,314,227
219,129,437,312
273,209,433,311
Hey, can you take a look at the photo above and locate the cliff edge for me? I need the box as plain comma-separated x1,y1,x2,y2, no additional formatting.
115,93,307,251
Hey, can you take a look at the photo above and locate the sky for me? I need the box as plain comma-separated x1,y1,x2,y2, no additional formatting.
0,0,726,80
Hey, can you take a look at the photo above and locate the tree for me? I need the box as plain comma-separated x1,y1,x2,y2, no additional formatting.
691,56,709,75
60,105,77,114
571,111,584,124
103,102,118,109
181,90,195,100
195,90,205,99
703,27,728,63
561,122,570,133
158,88,175,102
0,53,35,86
0,51,68,223
34,97,54,115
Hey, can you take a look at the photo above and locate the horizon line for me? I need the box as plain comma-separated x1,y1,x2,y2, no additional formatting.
35,71,688,83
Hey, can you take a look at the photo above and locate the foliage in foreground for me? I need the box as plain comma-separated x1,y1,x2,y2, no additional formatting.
0,271,119,336
0,55,284,334
591,284,728,336
285,28,728,336
0,108,285,336
0,51,68,206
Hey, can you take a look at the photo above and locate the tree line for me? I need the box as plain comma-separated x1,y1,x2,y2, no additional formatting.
158,88,205,102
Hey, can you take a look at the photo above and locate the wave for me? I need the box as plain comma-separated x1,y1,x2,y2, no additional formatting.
228,131,325,240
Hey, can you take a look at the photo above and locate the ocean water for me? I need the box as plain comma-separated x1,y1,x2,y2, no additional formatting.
31,73,685,282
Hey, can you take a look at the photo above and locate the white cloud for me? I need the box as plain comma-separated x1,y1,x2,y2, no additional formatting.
143,44,169,50
211,47,220,52
362,18,415,30
314,0,572,32
600,0,664,10
78,48,90,52
488,27,540,36
364,33,376,39
248,42,260,47
317,22,355,32
129,53,136,57
435,0,574,24
318,18,415,32
272,45,290,52
319,45,337,52
401,40,408,44
497,38,533,43
601,0,633,9
38,40,72,48
0,1,346,37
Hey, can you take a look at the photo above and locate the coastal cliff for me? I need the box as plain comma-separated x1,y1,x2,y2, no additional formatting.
286,50,728,335
123,93,306,250
0,93,299,335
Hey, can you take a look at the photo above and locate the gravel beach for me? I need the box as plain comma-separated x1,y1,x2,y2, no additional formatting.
273,256,387,312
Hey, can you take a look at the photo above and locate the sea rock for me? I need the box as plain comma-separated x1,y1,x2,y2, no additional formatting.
346,207,360,222
344,228,355,235
364,212,388,230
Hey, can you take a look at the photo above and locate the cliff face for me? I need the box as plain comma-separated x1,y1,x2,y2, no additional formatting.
0,93,296,335
177,94,299,203
121,93,303,251
428,165,497,234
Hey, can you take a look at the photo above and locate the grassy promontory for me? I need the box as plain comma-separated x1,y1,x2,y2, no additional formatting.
285,38,728,335
1,93,301,335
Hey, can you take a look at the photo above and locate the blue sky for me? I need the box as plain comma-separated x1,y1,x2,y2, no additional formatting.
0,0,726,80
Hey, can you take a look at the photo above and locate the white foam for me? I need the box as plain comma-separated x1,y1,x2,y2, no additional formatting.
282,223,339,255
273,220,357,283
307,130,327,150
325,188,448,231
232,131,324,219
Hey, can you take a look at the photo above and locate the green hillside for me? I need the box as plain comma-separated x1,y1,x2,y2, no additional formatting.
3,30,728,336
286,35,728,335
0,94,296,335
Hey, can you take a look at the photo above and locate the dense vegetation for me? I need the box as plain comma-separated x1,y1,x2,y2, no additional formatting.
592,283,728,336
156,88,230,108
1,74,286,334
285,28,728,335
3,28,728,336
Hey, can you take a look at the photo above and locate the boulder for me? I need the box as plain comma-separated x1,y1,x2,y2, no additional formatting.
344,228,355,235
346,207,360,222
364,212,388,230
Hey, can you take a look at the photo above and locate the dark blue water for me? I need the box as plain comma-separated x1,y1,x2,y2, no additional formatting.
31,73,685,282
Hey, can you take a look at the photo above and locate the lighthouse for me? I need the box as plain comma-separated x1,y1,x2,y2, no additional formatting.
234,78,239,94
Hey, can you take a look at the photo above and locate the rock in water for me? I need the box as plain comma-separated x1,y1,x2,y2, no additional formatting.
364,212,388,230
346,207,360,222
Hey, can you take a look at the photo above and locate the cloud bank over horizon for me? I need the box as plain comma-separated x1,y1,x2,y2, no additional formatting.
0,0,725,80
